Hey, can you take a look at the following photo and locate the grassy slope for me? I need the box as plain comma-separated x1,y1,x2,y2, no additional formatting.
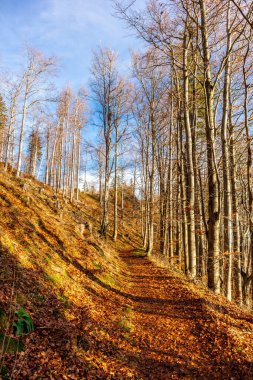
0,170,140,379
0,170,253,379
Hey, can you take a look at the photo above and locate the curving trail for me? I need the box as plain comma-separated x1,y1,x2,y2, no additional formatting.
7,247,253,379
106,250,253,379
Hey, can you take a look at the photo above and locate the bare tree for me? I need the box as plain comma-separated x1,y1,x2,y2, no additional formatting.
90,47,126,238
16,47,56,177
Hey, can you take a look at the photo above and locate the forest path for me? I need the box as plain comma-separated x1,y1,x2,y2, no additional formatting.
114,250,253,379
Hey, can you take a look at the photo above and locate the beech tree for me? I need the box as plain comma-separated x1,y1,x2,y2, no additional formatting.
27,129,42,177
132,49,169,255
44,87,87,199
16,47,56,177
115,0,253,305
3,77,24,171
90,47,130,238
0,94,7,163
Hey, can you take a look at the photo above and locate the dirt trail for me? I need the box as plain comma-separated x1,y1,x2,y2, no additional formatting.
113,251,253,379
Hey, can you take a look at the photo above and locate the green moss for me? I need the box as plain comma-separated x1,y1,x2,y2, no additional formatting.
101,274,116,287
58,294,70,309
45,270,68,286
123,304,133,314
1,236,16,254
119,304,134,333
92,261,103,270
118,318,134,333
92,244,105,257
44,273,58,285
43,253,52,264
133,248,146,257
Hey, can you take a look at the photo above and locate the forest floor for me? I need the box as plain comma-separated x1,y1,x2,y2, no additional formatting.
1,170,253,379
112,250,253,379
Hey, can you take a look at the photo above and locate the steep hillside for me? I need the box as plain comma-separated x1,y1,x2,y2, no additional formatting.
1,170,253,380
0,170,139,379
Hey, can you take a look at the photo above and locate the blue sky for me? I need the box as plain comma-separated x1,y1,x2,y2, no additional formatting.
0,0,146,90
0,0,146,185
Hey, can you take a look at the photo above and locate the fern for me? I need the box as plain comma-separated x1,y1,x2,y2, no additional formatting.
13,308,34,336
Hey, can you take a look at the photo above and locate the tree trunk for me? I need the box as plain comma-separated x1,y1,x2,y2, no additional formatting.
17,81,28,177
183,27,197,278
113,126,118,241
221,3,233,300
199,0,220,293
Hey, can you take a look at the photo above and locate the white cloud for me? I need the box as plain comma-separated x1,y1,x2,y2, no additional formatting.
0,0,146,89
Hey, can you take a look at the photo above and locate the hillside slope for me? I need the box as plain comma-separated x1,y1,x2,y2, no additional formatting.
0,171,253,379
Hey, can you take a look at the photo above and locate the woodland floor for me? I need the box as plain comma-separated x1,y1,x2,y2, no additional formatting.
99,250,253,380
1,172,253,379
2,246,253,379
2,246,253,380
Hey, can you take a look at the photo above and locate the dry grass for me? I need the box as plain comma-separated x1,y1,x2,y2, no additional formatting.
0,169,142,378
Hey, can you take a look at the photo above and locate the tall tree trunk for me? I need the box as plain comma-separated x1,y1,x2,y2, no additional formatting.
100,134,111,237
229,97,242,304
17,81,29,177
183,27,197,277
76,130,81,202
199,0,221,293
113,126,118,241
4,102,16,171
221,2,233,300
167,93,174,260
180,117,189,273
147,107,155,256
243,43,253,304
45,129,50,185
